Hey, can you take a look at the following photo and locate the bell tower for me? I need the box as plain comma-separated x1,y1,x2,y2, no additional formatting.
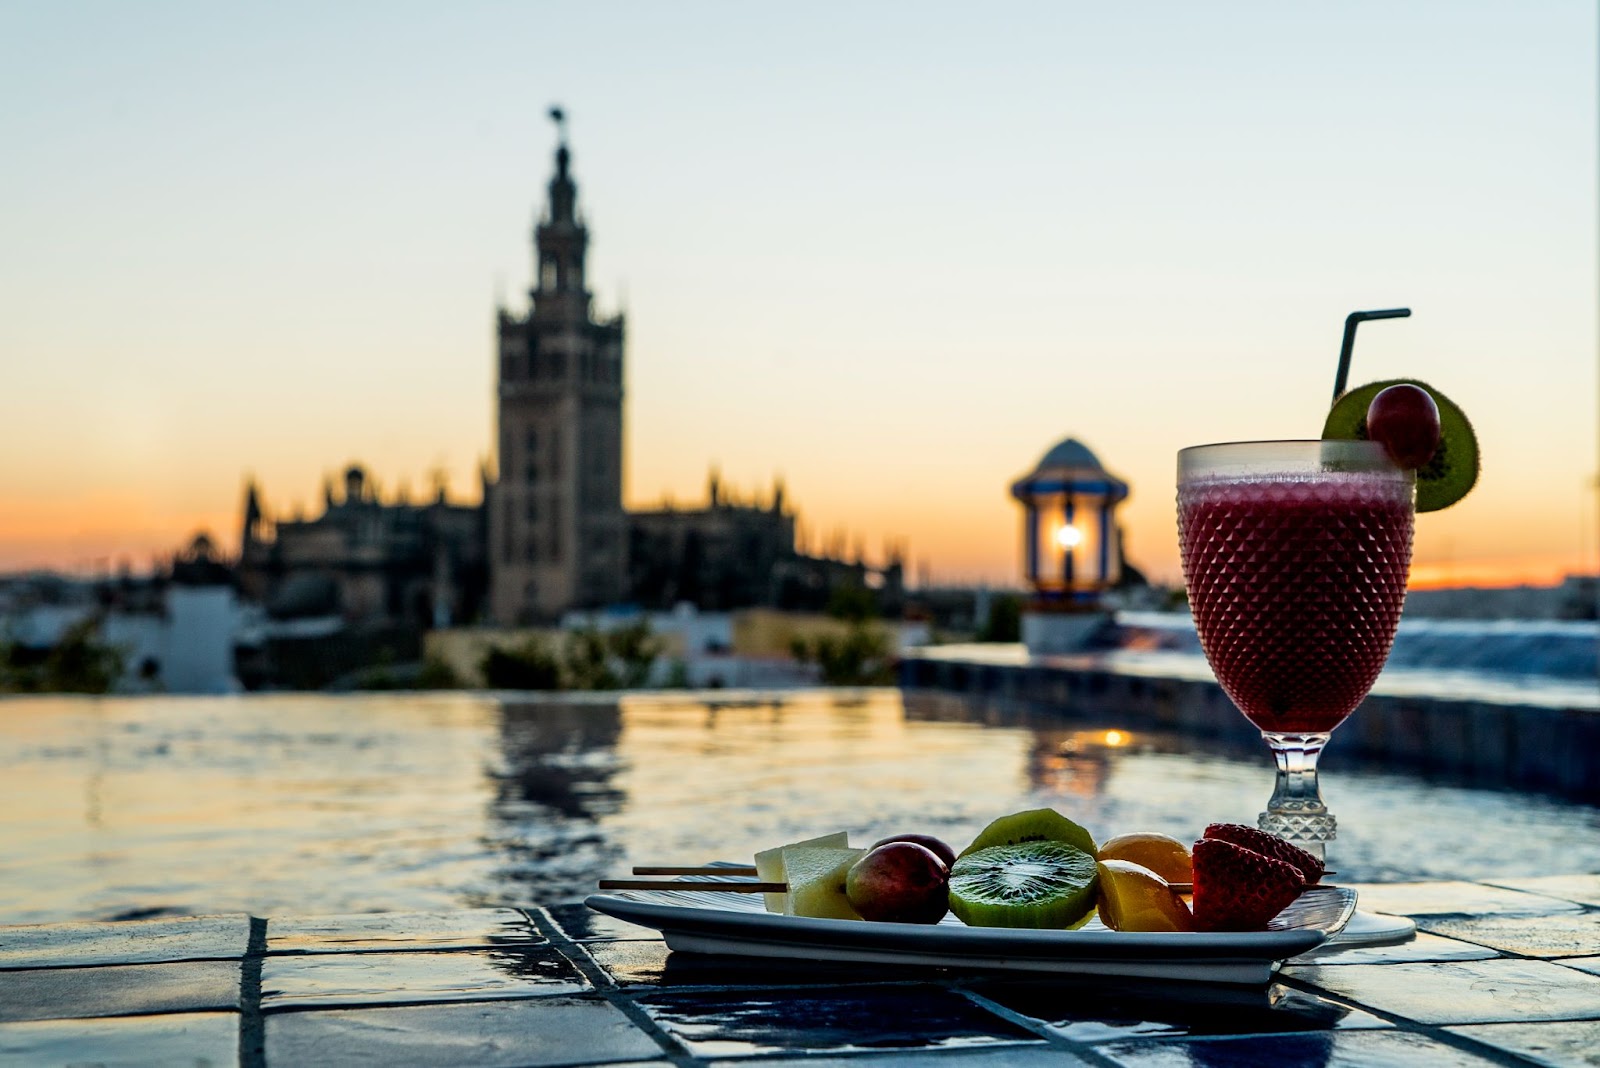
489,107,627,623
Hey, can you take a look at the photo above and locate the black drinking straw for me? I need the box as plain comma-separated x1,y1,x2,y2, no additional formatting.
1332,308,1411,402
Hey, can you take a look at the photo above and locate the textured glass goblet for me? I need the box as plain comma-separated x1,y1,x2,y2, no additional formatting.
1177,440,1414,860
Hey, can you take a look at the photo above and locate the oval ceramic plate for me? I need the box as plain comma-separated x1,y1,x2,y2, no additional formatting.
585,876,1356,985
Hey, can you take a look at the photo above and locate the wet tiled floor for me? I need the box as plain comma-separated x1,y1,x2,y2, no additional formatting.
1,878,1597,1067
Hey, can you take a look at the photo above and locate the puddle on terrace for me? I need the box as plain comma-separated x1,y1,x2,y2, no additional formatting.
1,690,1596,924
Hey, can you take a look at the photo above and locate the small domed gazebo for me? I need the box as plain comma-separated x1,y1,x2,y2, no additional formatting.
1009,437,1130,610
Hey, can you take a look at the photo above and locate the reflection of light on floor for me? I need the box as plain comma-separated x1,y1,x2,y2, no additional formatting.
1029,729,1138,795
1054,728,1137,754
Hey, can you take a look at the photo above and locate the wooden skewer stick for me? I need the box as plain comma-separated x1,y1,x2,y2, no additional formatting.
598,879,786,893
632,865,759,877
1162,879,1335,894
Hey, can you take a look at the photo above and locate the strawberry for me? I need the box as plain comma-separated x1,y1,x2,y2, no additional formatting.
1202,823,1324,885
1190,838,1306,932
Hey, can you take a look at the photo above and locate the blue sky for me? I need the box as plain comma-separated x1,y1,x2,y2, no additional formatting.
1,1,1594,583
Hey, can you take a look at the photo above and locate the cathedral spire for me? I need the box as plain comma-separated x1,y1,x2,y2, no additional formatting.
533,104,589,313
492,106,627,624
545,104,577,226
241,475,265,552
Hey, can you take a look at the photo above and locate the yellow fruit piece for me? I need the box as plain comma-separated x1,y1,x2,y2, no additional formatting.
1096,832,1193,884
1095,860,1194,933
755,832,848,913
783,846,865,920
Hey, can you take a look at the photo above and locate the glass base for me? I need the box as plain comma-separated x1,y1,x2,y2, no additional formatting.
1329,909,1416,945
1260,731,1335,862
1258,811,1336,859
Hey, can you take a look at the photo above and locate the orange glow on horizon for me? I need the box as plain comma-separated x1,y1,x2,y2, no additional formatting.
6,488,1593,598
0,494,236,573
1407,555,1593,592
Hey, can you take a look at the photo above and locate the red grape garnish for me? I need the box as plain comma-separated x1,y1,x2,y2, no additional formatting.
1365,383,1441,469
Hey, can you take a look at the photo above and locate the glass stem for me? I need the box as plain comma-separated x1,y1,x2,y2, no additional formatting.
1258,732,1334,863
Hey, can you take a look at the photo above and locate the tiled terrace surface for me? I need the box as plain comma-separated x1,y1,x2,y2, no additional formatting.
2,879,1598,1067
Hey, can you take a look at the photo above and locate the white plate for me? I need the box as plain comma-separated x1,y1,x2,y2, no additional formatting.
585,878,1357,986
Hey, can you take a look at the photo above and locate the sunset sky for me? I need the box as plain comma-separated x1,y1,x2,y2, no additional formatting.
2,1,1595,587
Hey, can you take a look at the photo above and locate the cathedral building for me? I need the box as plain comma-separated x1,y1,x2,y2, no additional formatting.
237,464,487,628
484,115,903,624
226,116,906,665
488,118,627,624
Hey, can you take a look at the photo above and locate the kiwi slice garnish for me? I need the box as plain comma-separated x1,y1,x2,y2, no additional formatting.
1322,378,1479,512
948,840,1099,928
959,807,1098,860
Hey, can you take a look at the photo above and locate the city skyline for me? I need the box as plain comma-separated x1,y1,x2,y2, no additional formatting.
2,2,1596,589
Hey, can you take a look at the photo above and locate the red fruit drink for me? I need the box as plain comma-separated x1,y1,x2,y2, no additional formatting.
1178,472,1414,734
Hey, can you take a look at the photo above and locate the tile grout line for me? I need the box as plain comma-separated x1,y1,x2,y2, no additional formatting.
950,985,1128,1068
523,909,706,1068
1270,970,1556,1068
1414,905,1600,963
1474,879,1600,910
237,917,267,1068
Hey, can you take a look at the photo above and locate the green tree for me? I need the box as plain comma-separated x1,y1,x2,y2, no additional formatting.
791,623,895,686
978,594,1022,642
0,639,40,693
602,620,663,689
481,637,562,690
562,626,619,690
3,619,127,694
663,660,692,688
826,585,877,623
562,621,663,690
414,656,463,689
480,621,663,691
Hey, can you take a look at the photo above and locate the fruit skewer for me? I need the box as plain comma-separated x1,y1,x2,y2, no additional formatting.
598,878,786,892
612,862,1329,898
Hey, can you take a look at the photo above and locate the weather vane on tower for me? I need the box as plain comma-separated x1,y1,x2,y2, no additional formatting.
548,104,567,146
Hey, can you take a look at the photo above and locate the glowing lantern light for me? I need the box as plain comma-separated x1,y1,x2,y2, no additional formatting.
1010,437,1130,610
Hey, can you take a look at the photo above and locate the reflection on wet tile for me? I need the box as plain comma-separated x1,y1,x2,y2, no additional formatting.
265,997,661,1067
0,914,251,969
583,939,929,988
1288,931,1500,966
1449,1020,1600,1067
0,1012,238,1067
1094,1029,1507,1067
261,947,588,1010
634,986,1041,1058
540,903,660,941
0,960,241,1023
976,978,1390,1042
1344,882,1583,919
1420,912,1600,958
707,1049,1093,1068
1489,874,1600,909
266,909,541,954
1286,958,1600,1024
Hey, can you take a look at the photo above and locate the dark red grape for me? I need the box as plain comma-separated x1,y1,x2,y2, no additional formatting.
1366,384,1441,469
870,833,956,868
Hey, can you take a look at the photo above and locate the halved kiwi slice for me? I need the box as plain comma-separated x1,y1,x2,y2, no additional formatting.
959,807,1098,860
948,840,1099,928
1322,378,1479,512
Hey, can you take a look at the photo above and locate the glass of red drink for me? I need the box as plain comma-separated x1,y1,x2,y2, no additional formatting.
1177,440,1415,860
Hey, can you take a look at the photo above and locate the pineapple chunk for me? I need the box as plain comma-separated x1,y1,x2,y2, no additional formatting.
754,831,848,913
782,846,866,920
